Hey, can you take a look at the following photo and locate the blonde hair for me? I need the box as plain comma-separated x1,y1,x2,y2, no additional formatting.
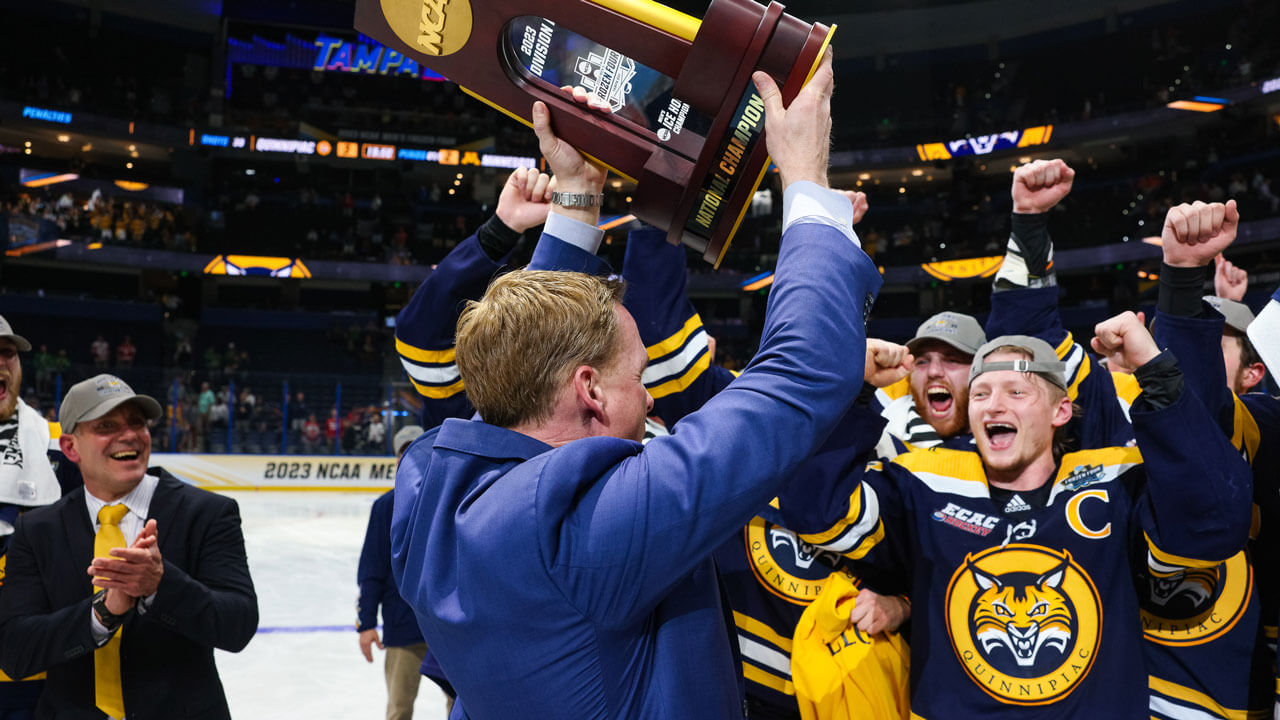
455,270,626,429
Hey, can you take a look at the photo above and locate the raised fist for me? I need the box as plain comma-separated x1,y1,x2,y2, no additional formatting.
1213,254,1248,301
836,190,869,226
1161,200,1239,268
865,339,912,388
496,167,556,233
1091,311,1159,372
1012,159,1075,214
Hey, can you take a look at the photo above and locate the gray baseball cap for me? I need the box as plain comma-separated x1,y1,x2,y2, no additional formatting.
0,315,31,352
1203,296,1255,335
59,374,163,433
907,312,986,356
393,425,425,455
968,335,1068,390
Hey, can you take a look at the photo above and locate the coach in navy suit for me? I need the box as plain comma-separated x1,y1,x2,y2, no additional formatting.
0,374,258,719
391,54,882,719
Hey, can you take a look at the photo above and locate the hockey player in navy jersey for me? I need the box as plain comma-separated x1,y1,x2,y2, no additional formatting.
1141,199,1279,719
766,315,1253,717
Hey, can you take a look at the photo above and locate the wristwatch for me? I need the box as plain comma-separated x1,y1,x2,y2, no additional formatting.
92,589,129,631
551,191,605,208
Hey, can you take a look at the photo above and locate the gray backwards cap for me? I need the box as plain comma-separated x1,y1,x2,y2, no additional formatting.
1202,296,1255,335
393,425,425,455
0,315,31,352
906,312,986,356
967,335,1068,390
58,374,163,433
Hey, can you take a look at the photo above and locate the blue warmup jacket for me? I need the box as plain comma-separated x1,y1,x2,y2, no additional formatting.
390,219,882,720
357,490,423,647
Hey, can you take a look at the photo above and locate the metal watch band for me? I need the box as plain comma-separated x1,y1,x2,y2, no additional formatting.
551,191,605,208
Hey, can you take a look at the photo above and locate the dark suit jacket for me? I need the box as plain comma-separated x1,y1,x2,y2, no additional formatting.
0,468,258,719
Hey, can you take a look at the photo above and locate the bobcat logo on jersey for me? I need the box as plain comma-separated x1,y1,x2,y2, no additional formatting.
945,544,1101,705
1140,550,1251,646
746,517,841,605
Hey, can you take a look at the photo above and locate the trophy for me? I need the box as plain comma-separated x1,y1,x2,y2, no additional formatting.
354,0,834,266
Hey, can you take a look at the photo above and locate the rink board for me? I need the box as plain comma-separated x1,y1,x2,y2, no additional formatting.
151,453,396,491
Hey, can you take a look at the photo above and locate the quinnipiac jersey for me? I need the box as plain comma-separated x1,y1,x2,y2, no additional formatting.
623,226,882,716
1151,310,1280,719
765,379,1251,719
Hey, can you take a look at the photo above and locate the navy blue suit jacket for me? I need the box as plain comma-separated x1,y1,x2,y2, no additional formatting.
392,219,881,719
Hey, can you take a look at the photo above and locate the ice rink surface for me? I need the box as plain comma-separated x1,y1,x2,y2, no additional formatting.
216,491,451,719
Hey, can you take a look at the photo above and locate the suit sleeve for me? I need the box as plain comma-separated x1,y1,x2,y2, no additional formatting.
544,207,884,624
357,494,392,632
1130,359,1253,570
0,516,98,679
621,226,734,426
142,495,258,652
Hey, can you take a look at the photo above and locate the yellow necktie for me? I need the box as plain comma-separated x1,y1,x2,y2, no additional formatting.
94,504,130,720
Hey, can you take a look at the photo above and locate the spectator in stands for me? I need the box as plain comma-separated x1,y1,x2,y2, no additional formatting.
289,392,309,435
115,336,136,368
367,411,386,454
32,344,52,395
197,382,215,451
203,345,221,376
90,335,110,369
50,350,70,379
302,414,322,454
173,336,193,368
325,409,340,451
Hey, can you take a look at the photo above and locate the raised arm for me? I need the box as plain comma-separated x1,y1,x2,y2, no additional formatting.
546,52,888,621
988,159,1129,449
395,168,557,426
1093,311,1252,566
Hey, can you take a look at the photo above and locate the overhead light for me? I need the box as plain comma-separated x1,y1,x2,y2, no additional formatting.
24,141,31,148
858,172,871,181
128,144,137,152
125,162,133,169
56,134,70,143
448,188,455,195
130,151,139,158
81,143,93,152
910,169,924,177
23,148,31,155
610,180,623,189
1018,156,1031,164
455,173,463,179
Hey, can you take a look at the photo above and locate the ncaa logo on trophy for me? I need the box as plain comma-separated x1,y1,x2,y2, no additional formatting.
355,0,835,266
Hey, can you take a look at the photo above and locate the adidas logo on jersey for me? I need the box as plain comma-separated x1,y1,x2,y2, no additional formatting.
1004,494,1033,513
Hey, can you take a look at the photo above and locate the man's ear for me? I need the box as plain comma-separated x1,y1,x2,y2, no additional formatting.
571,365,605,420
59,433,81,464
1241,362,1267,393
1050,394,1074,429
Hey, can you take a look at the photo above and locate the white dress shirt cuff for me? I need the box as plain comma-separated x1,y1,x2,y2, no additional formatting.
545,212,605,255
90,608,115,646
782,181,861,247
